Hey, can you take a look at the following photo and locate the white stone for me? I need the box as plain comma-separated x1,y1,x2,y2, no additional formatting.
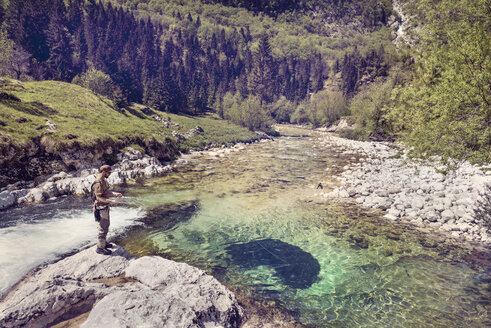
27,188,46,203
338,190,350,198
387,208,401,218
451,231,462,238
42,182,59,198
388,186,402,194
434,191,446,198
424,211,439,222
433,201,445,212
375,189,389,197
411,197,425,210
452,207,468,218
384,213,397,220
441,210,454,221
461,214,475,223
431,183,445,191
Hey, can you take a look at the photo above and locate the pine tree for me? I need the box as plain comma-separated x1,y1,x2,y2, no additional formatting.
3,0,55,78
0,0,5,27
250,35,274,105
46,0,73,80
310,53,325,92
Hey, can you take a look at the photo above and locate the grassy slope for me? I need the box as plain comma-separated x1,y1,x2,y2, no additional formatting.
0,79,258,154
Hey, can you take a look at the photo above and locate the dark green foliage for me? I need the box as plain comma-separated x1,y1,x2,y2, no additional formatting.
202,0,392,27
341,46,388,97
1,0,391,125
0,0,5,27
250,35,274,105
203,0,299,16
46,0,73,80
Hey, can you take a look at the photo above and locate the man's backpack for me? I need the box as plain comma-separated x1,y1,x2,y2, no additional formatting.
90,180,101,202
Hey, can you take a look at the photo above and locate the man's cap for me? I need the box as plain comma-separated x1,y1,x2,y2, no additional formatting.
99,165,112,173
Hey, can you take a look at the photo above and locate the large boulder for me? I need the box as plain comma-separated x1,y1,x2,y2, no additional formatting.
83,257,242,328
0,246,131,328
0,246,242,328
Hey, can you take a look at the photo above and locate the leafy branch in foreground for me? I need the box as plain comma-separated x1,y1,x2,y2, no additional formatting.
389,0,490,167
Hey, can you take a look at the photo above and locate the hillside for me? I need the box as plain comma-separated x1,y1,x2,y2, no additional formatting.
0,0,396,125
0,78,258,186
0,0,488,169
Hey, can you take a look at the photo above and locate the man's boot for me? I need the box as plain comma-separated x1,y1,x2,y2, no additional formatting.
96,247,111,255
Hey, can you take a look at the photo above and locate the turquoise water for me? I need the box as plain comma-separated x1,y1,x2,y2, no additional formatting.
117,128,490,327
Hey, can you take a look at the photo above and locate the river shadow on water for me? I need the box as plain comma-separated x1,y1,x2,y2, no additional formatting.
225,238,321,289
114,127,489,327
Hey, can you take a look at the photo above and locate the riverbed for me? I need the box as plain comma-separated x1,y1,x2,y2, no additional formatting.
0,126,489,327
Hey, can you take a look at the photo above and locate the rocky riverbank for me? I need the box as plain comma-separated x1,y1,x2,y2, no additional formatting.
0,143,251,211
320,133,491,245
0,245,243,328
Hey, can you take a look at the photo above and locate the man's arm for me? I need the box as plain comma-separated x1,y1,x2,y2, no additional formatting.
94,183,121,205
95,194,119,205
109,191,123,198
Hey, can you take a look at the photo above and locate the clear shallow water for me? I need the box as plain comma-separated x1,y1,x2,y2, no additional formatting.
115,128,490,327
0,127,489,326
0,197,144,296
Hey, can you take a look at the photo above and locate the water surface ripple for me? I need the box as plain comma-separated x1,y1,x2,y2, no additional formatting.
116,127,490,327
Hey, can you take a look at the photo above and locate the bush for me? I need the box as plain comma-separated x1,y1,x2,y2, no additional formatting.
222,93,273,131
291,90,347,127
72,67,114,98
310,90,347,126
268,96,296,123
349,74,396,133
290,101,309,125
338,127,370,140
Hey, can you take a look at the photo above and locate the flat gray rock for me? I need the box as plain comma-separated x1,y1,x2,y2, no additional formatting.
0,246,242,328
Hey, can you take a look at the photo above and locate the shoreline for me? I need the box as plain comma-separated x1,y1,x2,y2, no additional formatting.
2,126,489,247
1,126,489,327
318,131,491,246
0,138,264,211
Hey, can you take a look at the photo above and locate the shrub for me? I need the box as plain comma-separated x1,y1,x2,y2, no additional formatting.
338,127,370,140
73,67,114,98
349,74,396,134
310,90,347,126
291,90,347,127
222,93,273,131
290,101,309,125
269,96,296,123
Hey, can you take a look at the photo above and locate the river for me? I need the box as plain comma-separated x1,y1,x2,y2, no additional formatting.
0,126,489,327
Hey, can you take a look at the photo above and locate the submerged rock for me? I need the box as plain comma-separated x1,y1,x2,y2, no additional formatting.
0,246,242,328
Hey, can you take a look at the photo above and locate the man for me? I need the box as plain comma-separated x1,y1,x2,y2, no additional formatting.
92,165,122,255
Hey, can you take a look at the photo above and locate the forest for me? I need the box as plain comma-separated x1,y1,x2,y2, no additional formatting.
0,0,489,167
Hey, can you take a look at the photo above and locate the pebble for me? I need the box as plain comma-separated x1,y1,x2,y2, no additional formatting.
320,134,491,245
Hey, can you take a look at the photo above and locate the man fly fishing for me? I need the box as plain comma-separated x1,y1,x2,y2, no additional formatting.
92,165,122,255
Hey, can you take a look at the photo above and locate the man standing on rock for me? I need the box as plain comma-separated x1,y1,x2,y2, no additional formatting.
92,165,122,255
